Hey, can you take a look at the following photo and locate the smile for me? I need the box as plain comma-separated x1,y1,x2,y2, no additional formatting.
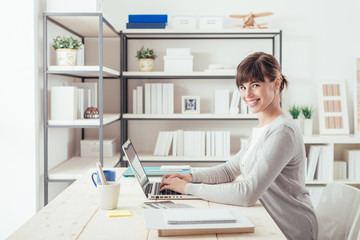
247,99,259,107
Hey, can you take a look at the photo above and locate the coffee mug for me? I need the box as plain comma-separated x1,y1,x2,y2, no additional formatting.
91,170,116,187
97,181,120,210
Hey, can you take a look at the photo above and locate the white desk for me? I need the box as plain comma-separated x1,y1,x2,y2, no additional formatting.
9,168,286,239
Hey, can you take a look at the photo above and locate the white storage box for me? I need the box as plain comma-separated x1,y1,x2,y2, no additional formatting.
199,15,223,29
80,138,117,157
171,15,197,29
47,0,102,12
166,48,191,56
164,56,193,72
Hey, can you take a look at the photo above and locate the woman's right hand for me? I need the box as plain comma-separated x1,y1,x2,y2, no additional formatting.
161,173,193,183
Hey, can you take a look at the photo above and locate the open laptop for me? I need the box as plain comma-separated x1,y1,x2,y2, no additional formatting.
122,139,200,200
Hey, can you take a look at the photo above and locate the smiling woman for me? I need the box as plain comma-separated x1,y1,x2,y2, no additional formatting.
160,52,319,240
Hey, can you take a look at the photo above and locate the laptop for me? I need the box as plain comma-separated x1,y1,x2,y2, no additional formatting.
122,139,200,200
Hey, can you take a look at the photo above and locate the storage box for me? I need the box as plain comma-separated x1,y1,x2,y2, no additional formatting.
171,15,197,29
80,138,117,157
46,0,102,12
166,48,191,56
199,15,223,29
164,56,193,73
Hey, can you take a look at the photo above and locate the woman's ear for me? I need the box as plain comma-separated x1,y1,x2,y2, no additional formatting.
274,77,281,89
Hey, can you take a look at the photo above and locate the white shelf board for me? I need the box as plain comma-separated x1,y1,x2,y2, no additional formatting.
47,14,119,37
48,113,120,127
123,113,257,120
123,28,281,38
124,153,234,162
48,153,120,180
48,65,120,77
123,71,235,77
303,134,360,144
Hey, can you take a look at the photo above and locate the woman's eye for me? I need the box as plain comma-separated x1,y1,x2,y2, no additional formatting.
239,86,246,90
253,84,260,87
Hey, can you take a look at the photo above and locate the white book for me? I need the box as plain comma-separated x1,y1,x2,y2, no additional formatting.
343,150,355,180
194,132,200,156
240,98,248,114
229,88,240,114
137,86,143,114
159,132,168,156
318,146,331,181
71,82,97,108
206,131,211,156
145,83,151,114
184,131,190,156
164,132,173,156
153,132,162,156
172,131,177,156
156,83,163,114
151,84,157,114
133,89,137,114
306,145,321,181
77,88,84,119
162,84,168,114
334,161,347,180
84,88,91,108
167,83,174,114
211,131,215,156
214,90,230,114
50,86,77,120
177,130,184,156
224,131,230,157
201,131,205,157
215,131,223,157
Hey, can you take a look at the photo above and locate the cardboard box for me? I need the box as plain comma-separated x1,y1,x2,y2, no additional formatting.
80,138,117,157
46,0,102,12
171,15,197,29
199,15,223,29
164,56,193,73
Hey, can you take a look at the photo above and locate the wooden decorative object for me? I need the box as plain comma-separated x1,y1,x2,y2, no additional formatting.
229,12,273,29
84,107,99,119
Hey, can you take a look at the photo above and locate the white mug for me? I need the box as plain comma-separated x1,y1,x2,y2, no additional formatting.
97,181,120,210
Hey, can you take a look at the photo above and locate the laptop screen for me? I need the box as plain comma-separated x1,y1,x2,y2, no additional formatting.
122,139,150,191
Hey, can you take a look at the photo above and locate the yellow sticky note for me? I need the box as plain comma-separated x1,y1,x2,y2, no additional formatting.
107,210,132,217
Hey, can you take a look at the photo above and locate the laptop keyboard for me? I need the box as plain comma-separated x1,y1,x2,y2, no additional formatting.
153,182,181,195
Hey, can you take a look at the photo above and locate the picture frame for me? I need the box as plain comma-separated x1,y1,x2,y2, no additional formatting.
355,58,360,134
317,80,349,135
181,96,200,114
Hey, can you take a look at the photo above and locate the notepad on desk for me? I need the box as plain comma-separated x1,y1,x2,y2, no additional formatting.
143,207,255,237
123,166,192,177
163,208,237,224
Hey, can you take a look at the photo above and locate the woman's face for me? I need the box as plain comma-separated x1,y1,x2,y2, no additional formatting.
239,77,280,114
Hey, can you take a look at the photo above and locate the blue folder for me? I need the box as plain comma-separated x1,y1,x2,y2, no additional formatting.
126,22,166,29
123,166,192,177
128,14,168,23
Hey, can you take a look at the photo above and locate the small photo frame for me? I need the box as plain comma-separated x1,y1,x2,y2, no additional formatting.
317,80,349,135
181,96,200,114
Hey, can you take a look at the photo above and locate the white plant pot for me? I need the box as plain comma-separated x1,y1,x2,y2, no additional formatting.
56,49,77,66
293,118,304,134
304,119,313,136
138,58,154,72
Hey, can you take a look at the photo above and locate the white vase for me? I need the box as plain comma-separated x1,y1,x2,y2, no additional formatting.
56,49,77,66
138,58,154,72
293,118,304,134
303,119,313,136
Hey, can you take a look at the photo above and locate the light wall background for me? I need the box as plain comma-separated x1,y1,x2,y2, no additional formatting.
1,0,360,238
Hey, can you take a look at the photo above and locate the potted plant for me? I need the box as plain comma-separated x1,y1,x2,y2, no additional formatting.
53,36,82,66
136,46,157,72
288,104,303,133
302,105,314,135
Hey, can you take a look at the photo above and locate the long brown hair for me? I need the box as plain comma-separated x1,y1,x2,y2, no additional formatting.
236,52,288,92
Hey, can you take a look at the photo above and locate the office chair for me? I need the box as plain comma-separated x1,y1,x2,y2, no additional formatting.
316,183,360,240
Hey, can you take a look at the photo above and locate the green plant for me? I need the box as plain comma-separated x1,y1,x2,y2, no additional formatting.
136,46,157,59
52,36,82,50
301,106,313,119
288,105,301,119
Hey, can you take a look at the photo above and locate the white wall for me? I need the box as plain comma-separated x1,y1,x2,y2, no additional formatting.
0,0,37,239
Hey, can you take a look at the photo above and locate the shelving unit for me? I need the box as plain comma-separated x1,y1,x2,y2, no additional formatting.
304,134,360,186
43,12,121,204
119,29,282,166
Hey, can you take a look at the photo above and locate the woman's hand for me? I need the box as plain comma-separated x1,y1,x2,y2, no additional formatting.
160,173,193,194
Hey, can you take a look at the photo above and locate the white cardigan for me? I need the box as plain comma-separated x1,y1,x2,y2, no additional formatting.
186,114,318,240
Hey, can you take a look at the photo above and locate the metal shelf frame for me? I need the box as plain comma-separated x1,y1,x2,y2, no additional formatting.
43,12,121,205
119,30,282,166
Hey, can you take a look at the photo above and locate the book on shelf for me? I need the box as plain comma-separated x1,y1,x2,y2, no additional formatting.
137,86,143,114
343,149,360,181
214,89,230,114
133,89,137,114
229,88,241,114
334,160,347,180
154,131,174,156
126,22,167,29
50,86,77,121
128,14,168,23
306,145,321,181
240,98,248,114
306,145,332,181
156,83,162,114
145,83,151,114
